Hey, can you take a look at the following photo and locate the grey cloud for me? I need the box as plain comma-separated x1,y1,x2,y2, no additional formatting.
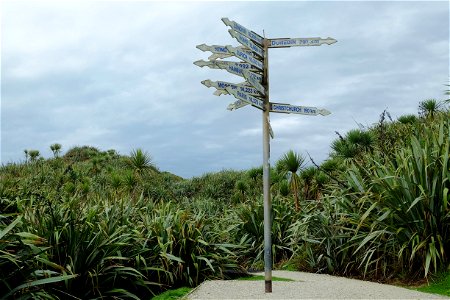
2,1,448,177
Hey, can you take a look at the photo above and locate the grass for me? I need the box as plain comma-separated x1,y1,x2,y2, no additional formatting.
238,275,295,282
415,272,450,297
151,287,193,300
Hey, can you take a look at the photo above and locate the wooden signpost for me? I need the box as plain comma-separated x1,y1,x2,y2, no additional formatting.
194,18,336,293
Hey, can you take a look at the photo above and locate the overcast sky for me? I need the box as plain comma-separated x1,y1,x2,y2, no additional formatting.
1,1,449,178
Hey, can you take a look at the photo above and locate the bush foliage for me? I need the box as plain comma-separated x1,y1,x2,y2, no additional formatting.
1,101,449,298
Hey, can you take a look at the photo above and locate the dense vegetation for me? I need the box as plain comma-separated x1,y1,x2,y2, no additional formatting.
1,99,449,299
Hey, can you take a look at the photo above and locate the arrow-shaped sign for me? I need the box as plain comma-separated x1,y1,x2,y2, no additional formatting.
195,60,262,82
196,44,254,59
194,60,258,71
222,17,264,46
227,99,249,111
208,53,232,61
231,67,262,84
226,46,263,70
270,102,331,116
228,30,265,58
268,117,274,139
196,43,244,54
225,87,264,110
243,69,265,95
268,37,337,48
201,80,262,96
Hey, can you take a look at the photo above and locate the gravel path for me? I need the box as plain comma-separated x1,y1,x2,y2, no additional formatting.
187,271,448,299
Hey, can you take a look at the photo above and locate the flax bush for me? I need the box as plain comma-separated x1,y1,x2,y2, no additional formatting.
289,114,450,279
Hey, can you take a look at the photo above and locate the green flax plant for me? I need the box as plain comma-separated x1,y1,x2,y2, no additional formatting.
0,215,78,299
343,118,450,278
234,196,299,269
138,202,245,290
3,195,152,299
288,116,450,280
369,117,450,277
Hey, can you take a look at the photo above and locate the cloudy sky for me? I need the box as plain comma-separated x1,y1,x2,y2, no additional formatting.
1,1,449,178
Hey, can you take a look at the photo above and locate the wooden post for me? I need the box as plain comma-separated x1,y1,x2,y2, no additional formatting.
262,37,272,293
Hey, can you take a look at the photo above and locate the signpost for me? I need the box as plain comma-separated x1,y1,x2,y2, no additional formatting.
194,18,336,293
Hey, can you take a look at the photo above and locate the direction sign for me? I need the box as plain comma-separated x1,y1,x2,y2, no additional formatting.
221,17,264,46
208,53,232,61
196,44,237,54
196,44,254,58
228,66,262,82
226,46,263,70
269,126,274,139
195,60,262,81
268,37,337,48
214,89,228,96
194,60,258,71
243,70,265,95
270,103,331,116
208,50,258,61
225,87,264,110
268,121,274,139
201,80,262,96
228,30,265,58
227,99,249,111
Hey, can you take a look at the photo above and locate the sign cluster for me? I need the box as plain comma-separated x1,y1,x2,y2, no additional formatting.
194,17,336,135
195,18,266,112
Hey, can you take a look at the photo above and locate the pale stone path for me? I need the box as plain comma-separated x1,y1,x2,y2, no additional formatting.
187,270,448,299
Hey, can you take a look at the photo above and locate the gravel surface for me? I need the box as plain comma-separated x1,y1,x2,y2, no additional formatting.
187,271,448,299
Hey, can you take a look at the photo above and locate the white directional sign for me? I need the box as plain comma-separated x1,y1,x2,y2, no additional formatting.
243,70,265,95
208,53,232,61
221,17,264,46
227,99,249,111
196,44,254,60
201,80,262,96
194,60,258,71
268,37,337,48
196,60,262,82
225,87,264,110
270,103,331,116
268,120,274,139
228,30,264,58
226,46,263,70
196,44,245,55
